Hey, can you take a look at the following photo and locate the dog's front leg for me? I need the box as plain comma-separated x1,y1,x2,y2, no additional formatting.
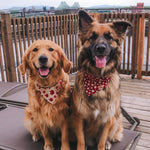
98,120,111,150
61,120,70,150
74,116,85,150
40,124,54,150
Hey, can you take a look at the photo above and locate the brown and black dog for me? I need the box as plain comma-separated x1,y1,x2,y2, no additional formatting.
72,10,131,150
19,40,72,150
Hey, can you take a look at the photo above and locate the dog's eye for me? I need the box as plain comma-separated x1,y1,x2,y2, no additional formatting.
89,32,98,40
49,48,54,51
33,48,38,52
104,33,113,40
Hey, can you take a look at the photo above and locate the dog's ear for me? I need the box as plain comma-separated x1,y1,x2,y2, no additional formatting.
111,21,132,36
61,51,72,73
79,10,93,33
18,52,30,76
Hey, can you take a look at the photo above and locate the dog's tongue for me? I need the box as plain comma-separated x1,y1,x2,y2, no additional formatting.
39,68,49,76
95,56,106,68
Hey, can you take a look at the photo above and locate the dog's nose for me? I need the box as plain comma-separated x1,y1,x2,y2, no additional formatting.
96,44,106,52
39,55,48,64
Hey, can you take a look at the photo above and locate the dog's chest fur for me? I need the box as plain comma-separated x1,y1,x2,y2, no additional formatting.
28,80,69,127
75,71,120,124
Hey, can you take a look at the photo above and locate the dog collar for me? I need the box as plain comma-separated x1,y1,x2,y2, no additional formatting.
83,72,111,96
35,80,62,104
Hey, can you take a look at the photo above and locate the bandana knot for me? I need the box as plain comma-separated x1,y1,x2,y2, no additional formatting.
35,80,62,104
83,72,111,96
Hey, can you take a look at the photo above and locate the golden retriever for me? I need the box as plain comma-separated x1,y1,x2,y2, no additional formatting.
18,40,72,150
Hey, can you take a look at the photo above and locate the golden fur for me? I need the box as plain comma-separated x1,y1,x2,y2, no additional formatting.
72,10,131,150
18,40,72,150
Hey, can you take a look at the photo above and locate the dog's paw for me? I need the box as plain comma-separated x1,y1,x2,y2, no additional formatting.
32,135,40,142
105,141,112,150
77,143,85,150
111,131,123,143
61,145,70,150
44,145,54,150
98,144,105,150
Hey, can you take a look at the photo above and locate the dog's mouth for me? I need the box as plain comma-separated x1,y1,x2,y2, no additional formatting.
34,63,55,78
95,56,107,68
39,67,50,77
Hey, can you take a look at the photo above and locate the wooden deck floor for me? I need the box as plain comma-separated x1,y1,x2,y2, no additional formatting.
69,73,150,150
120,76,150,150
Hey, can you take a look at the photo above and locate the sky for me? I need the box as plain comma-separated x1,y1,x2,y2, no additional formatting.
0,0,150,9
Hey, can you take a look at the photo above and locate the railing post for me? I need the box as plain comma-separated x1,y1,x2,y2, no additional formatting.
99,13,105,23
1,13,17,82
94,13,100,21
137,14,145,79
131,14,138,79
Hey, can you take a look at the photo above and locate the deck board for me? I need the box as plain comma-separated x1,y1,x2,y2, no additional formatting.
120,77,150,149
69,73,150,149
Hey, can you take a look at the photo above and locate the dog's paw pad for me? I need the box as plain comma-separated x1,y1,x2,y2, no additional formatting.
105,141,112,150
32,135,40,142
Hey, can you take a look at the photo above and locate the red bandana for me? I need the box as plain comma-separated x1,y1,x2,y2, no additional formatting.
83,72,111,96
35,80,62,104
